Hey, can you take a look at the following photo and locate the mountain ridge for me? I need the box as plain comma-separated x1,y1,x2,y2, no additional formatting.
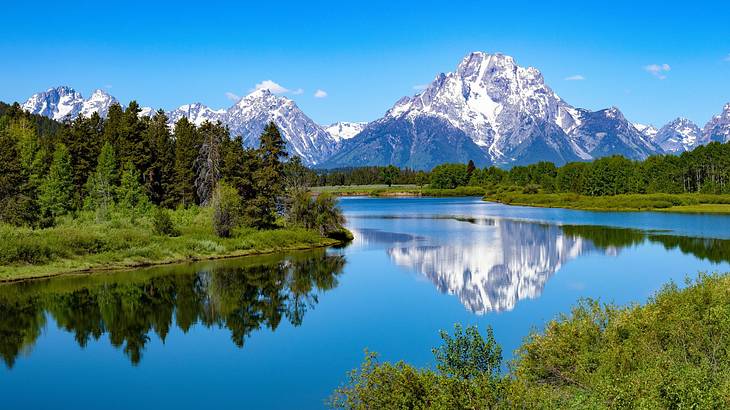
20,54,730,169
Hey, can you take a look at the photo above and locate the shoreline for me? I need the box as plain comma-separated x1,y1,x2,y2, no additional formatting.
0,237,344,284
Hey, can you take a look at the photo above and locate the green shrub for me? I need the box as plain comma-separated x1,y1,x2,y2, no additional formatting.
152,208,180,237
522,183,540,194
212,182,241,238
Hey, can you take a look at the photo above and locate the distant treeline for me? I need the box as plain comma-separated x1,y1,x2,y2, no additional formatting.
314,141,730,195
313,166,428,187
428,140,730,195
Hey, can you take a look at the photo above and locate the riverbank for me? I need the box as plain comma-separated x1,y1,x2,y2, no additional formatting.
311,185,486,197
0,207,348,282
482,192,730,214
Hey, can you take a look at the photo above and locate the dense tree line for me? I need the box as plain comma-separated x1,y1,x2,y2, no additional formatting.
429,143,730,195
0,101,344,236
315,166,429,187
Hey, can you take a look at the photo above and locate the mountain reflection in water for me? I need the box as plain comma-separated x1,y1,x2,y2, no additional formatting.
356,218,730,314
0,250,344,368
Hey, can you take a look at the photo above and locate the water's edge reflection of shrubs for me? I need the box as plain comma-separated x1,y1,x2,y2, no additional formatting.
330,273,730,409
0,250,345,367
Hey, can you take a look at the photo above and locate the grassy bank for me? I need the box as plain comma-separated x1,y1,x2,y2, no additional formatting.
483,192,730,214
331,273,730,409
311,185,486,197
0,206,344,282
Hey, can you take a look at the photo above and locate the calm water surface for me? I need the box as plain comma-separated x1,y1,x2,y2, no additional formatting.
2,197,730,409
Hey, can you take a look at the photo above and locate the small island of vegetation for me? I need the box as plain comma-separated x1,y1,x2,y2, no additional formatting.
0,102,350,281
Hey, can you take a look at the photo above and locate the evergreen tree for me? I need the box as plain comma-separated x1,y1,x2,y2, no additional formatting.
62,114,103,205
117,101,149,171
173,117,201,207
118,161,149,211
248,122,288,228
84,142,117,213
39,144,74,219
195,121,227,205
0,127,31,226
144,110,175,206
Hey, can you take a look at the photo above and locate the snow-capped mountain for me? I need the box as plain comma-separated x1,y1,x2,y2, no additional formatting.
23,86,84,121
634,123,658,140
223,89,337,165
167,103,225,126
23,86,336,166
653,118,701,153
23,86,118,121
80,89,118,118
324,52,661,170
569,107,661,159
702,103,730,144
325,121,367,142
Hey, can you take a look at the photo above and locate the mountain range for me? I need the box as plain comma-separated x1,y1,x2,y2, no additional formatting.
20,52,730,169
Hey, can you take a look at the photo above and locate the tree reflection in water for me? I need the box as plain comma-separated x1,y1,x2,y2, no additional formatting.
0,250,345,367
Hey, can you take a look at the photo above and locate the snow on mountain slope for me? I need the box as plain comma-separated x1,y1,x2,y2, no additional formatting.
325,121,367,142
22,86,85,121
223,89,337,165
702,103,730,143
653,118,701,153
384,52,583,163
167,103,225,126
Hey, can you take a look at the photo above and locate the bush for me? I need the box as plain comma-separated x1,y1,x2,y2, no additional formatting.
329,325,504,409
152,208,180,237
212,182,241,238
522,183,540,194
287,191,346,237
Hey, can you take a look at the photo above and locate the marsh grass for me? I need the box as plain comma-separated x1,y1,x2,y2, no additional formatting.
483,192,730,213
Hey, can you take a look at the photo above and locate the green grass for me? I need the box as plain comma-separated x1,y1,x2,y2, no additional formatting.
310,185,486,197
0,207,343,282
483,192,730,214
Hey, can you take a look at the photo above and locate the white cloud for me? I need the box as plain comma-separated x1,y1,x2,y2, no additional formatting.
313,89,328,98
565,75,585,81
225,92,240,102
413,84,428,91
291,88,304,95
644,63,671,80
252,80,290,94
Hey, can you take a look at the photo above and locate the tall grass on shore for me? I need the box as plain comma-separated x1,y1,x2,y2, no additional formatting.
0,206,336,281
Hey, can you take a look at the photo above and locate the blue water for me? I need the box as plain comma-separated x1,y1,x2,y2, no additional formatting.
2,197,730,409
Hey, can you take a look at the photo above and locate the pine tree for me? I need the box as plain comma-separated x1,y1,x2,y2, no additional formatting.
248,122,288,228
144,110,175,206
0,127,29,225
116,101,149,171
39,144,74,218
173,117,201,207
118,161,149,211
84,142,117,213
195,121,227,205
63,114,103,205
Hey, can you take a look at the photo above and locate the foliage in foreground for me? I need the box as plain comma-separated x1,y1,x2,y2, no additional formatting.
331,273,730,409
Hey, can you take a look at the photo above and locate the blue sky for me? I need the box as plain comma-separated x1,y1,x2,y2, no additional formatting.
2,0,729,127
